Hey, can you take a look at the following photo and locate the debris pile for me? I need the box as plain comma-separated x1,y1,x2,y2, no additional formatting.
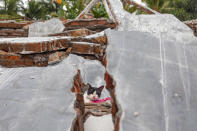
0,18,115,67
0,21,30,38
0,0,197,131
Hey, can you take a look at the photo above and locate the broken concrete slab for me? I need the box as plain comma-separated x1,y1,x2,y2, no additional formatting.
28,18,65,37
0,54,110,131
106,29,197,131
0,56,78,131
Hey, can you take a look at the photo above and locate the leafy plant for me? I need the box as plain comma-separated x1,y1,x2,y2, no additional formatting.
91,2,108,18
142,0,197,21
166,0,197,21
20,0,49,20
64,0,85,19
124,3,137,14
0,0,109,20
0,0,22,15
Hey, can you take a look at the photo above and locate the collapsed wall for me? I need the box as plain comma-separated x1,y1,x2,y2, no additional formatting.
0,20,30,38
0,55,77,131
0,54,110,131
104,0,197,131
0,18,115,68
0,0,197,131
106,29,197,131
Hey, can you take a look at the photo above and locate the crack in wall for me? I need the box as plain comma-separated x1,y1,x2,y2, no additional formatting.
70,59,122,131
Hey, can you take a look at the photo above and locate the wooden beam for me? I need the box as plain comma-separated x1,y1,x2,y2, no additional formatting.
76,0,99,19
102,0,115,21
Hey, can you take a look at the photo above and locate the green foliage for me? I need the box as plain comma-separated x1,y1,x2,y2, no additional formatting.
0,0,109,20
0,0,22,15
91,2,108,18
164,0,197,21
64,0,84,19
124,4,137,14
142,0,197,21
64,0,85,19
21,0,49,20
142,0,171,11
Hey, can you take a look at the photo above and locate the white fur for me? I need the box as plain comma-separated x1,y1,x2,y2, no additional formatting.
84,91,99,103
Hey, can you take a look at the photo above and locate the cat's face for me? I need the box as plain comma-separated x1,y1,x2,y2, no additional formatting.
87,85,104,101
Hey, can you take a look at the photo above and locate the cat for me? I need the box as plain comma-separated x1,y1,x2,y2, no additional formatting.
83,84,104,103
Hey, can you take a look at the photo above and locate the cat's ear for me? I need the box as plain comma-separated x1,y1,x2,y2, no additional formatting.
98,86,104,92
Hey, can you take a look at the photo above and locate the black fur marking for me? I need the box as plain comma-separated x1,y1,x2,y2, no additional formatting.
87,85,104,98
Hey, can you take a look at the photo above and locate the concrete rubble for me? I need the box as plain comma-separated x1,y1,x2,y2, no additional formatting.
0,0,197,131
28,18,65,37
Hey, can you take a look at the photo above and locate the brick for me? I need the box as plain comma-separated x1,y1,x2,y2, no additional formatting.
52,40,57,50
9,43,23,53
0,32,8,36
64,19,116,31
71,43,93,54
92,35,107,45
21,55,34,60
56,40,62,48
4,55,20,60
46,41,53,51
94,46,102,55
24,43,41,53
35,61,48,67
0,22,28,29
0,50,20,61
70,21,80,26
49,29,96,37
70,33,107,45
0,43,10,52
41,42,47,52
60,39,70,48
52,39,62,49
15,60,25,66
88,20,98,26
24,60,34,66
2,60,13,67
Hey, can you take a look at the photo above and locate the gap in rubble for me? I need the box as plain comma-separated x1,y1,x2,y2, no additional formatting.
83,84,113,131
70,69,122,131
